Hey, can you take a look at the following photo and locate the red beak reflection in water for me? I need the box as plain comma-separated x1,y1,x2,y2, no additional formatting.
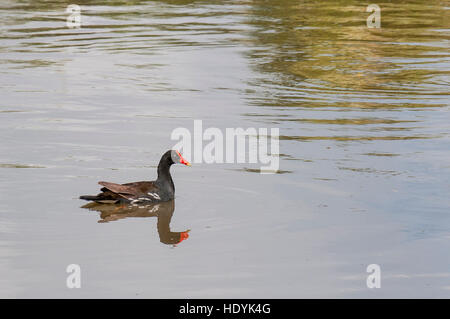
178,231,190,243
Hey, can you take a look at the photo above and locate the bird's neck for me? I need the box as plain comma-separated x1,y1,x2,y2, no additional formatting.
157,161,174,193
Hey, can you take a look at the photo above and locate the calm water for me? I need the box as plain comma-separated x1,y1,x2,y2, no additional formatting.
0,0,449,298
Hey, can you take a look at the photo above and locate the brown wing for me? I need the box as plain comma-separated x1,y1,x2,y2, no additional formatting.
98,181,159,199
121,181,159,194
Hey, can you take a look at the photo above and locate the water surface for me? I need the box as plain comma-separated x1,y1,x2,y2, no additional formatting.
0,0,449,297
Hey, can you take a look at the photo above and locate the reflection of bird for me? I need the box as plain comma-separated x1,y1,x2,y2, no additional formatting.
80,150,190,204
81,200,190,245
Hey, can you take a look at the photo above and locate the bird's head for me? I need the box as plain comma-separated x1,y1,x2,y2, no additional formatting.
170,150,191,166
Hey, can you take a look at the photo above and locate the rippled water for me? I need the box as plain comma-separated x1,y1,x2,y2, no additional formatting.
0,0,449,297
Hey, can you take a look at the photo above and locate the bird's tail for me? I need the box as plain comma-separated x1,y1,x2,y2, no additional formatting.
79,195,100,201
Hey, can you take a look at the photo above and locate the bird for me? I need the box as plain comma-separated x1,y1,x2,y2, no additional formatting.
79,150,190,204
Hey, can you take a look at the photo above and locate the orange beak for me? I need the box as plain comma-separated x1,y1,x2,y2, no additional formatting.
176,151,191,166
